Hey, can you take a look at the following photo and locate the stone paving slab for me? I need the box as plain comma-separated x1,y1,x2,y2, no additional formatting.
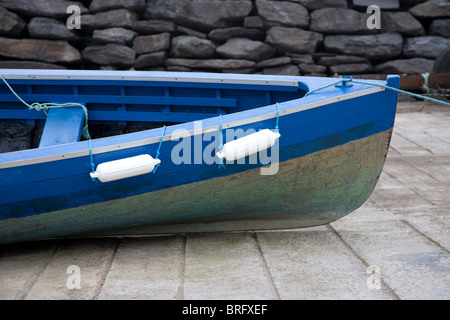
0,101,448,300
98,236,184,300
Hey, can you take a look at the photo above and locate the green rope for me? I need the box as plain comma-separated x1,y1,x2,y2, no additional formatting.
304,77,350,98
0,74,91,139
305,75,450,107
350,78,450,106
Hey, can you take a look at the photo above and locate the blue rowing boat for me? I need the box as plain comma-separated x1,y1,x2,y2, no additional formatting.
0,70,399,244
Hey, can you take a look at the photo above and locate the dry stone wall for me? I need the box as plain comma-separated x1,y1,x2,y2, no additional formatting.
0,0,449,76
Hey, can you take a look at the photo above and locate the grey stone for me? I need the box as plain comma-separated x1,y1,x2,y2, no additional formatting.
0,60,66,69
262,64,300,76
409,1,450,18
318,55,370,66
290,54,315,65
222,68,255,74
89,0,145,13
298,64,327,74
167,66,192,72
297,0,347,10
265,26,323,54
216,38,276,62
93,27,138,45
433,48,450,73
353,0,399,9
170,36,217,59
255,0,309,28
135,51,167,69
403,36,450,59
323,33,403,60
430,19,450,38
81,9,138,31
0,0,88,18
208,27,264,43
0,7,26,37
177,26,208,39
374,58,434,74
82,44,135,69
0,37,80,64
144,0,253,31
329,63,373,74
133,20,177,35
381,12,425,36
165,58,256,70
257,56,292,69
132,33,171,55
27,17,80,42
244,16,264,28
400,0,428,5
310,8,372,35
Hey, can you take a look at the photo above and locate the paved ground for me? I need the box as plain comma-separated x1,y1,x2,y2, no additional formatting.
0,100,449,301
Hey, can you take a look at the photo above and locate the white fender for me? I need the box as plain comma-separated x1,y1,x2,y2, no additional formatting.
216,129,280,162
90,154,161,183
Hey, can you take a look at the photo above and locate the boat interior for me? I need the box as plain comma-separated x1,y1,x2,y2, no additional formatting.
0,71,307,154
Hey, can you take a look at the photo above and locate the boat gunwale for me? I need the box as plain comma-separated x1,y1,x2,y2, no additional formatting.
0,69,302,88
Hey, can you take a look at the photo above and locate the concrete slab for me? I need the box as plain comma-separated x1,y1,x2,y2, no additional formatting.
0,101,448,300
256,226,396,299
0,240,59,300
331,212,450,300
183,233,277,300
24,238,118,300
97,236,184,300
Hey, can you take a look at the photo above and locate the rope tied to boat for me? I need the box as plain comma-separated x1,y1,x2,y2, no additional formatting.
349,77,450,107
0,74,92,140
153,125,166,173
275,102,280,134
304,74,450,107
218,114,225,169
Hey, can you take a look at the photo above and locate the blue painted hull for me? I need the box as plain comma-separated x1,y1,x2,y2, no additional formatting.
0,71,400,244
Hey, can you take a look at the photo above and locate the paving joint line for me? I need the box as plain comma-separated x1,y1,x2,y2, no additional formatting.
400,219,450,255
16,240,63,300
91,237,121,300
176,234,187,300
395,131,435,155
382,170,437,206
326,225,401,300
251,232,281,300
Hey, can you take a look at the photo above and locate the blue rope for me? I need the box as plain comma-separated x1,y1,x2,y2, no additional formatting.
275,102,280,133
218,114,225,169
89,138,98,182
153,125,166,173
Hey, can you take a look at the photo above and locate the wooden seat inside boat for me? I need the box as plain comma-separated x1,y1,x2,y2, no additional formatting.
38,107,85,147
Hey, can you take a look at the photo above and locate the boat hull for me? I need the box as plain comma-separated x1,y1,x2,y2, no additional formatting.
0,71,400,244
0,128,391,243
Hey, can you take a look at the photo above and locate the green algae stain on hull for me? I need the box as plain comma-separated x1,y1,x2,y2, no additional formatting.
0,129,392,243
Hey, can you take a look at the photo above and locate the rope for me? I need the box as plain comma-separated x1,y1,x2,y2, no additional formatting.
153,125,166,173
303,77,351,98
304,75,450,107
275,102,280,133
350,78,450,106
89,138,98,182
218,114,225,169
0,74,91,139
